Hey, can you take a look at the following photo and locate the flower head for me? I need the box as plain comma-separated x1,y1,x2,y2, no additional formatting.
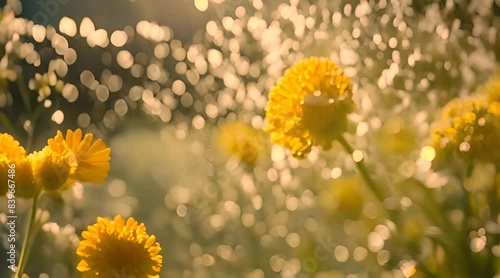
77,215,163,278
57,129,111,184
13,157,35,198
29,145,76,191
429,97,500,167
265,57,354,158
218,122,263,165
0,133,25,163
0,133,34,197
0,129,110,195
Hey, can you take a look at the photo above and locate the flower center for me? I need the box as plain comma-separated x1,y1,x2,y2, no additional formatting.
101,236,149,276
301,91,338,133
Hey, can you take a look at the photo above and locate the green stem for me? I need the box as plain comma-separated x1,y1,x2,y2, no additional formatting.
337,135,437,275
14,72,37,152
337,134,386,203
410,178,456,230
460,162,476,277
16,75,32,118
0,111,15,135
15,190,40,278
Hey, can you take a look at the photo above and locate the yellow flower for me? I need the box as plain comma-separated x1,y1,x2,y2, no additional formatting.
217,122,263,165
0,133,25,163
0,133,34,197
13,157,35,198
265,57,354,158
1,129,110,194
56,129,111,184
77,215,163,278
29,145,77,191
429,97,500,167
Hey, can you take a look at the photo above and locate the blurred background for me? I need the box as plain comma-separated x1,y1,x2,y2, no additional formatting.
0,0,499,277
18,0,210,42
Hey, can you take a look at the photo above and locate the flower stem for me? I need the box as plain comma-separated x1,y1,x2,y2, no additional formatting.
337,134,386,203
16,75,32,119
15,73,37,152
15,190,40,278
0,111,15,135
337,135,438,275
462,163,474,220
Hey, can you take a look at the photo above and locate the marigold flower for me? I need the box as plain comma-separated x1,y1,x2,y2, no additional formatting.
429,97,500,167
0,133,25,163
56,129,111,184
0,128,111,197
0,133,34,197
13,157,35,198
76,215,163,277
218,122,263,165
29,145,76,191
265,57,354,158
